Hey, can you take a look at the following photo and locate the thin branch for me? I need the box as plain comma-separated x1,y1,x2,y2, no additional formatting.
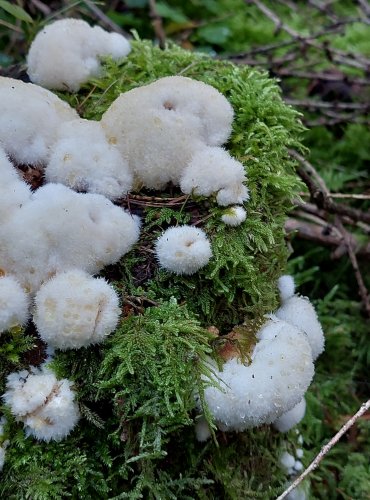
290,149,370,225
335,216,370,315
148,0,166,49
83,0,128,36
276,399,370,500
285,98,370,112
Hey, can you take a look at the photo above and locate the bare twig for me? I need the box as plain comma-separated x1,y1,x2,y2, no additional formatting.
148,0,166,49
83,0,128,35
335,216,370,315
290,149,370,225
246,0,370,70
285,98,370,112
276,399,370,500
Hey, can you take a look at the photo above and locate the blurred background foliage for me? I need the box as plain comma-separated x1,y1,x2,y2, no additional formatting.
0,1,369,499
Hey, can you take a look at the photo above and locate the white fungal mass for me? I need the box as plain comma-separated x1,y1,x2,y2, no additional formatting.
2,367,80,442
155,226,212,275
34,270,120,349
27,18,131,92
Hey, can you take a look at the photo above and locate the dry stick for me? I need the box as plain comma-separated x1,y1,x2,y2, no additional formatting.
285,98,370,111
289,149,370,225
335,216,370,316
247,0,370,70
148,0,166,49
277,399,370,499
83,0,128,35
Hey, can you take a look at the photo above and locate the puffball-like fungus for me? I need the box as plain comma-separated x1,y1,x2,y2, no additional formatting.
273,398,306,432
34,270,120,349
275,275,324,360
0,276,30,333
27,18,131,92
180,147,249,206
0,183,141,293
2,366,80,441
101,76,248,205
0,148,31,221
0,77,78,165
46,119,133,200
221,205,247,226
200,318,314,431
155,226,212,275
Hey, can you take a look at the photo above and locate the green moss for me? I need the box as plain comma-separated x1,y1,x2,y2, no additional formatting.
1,40,305,498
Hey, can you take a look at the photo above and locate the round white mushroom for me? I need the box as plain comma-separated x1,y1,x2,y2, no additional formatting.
101,76,247,203
0,77,78,165
0,183,141,293
198,318,314,431
2,366,80,441
34,270,120,349
27,18,131,92
221,206,247,226
155,225,212,275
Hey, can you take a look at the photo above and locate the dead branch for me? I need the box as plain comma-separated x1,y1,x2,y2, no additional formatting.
148,0,166,49
276,399,370,500
290,150,370,225
335,216,370,315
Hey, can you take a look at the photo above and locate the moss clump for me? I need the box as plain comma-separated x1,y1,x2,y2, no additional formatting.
1,40,305,498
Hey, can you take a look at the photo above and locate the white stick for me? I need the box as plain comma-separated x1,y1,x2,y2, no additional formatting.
276,399,370,500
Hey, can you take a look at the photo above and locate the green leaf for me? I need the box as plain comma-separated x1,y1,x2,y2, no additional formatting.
0,0,33,23
156,2,189,23
197,24,231,45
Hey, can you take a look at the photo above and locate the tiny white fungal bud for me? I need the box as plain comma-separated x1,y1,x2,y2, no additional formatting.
195,416,212,442
280,451,295,471
221,206,247,226
155,225,212,275
278,275,295,302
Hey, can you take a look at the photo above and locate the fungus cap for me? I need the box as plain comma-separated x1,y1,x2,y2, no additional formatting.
34,270,120,349
2,367,80,441
27,18,131,91
0,77,78,164
200,318,314,431
155,225,212,275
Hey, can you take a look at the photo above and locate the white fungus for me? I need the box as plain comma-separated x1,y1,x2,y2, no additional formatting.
27,18,131,92
0,148,31,222
101,76,247,204
180,147,249,206
194,416,212,442
285,484,308,500
273,398,307,433
221,205,247,226
155,226,212,275
280,451,296,471
0,77,78,165
278,274,296,302
275,276,324,360
296,448,304,459
199,318,314,431
46,119,133,200
0,183,141,293
2,366,80,441
34,270,120,349
0,276,30,333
